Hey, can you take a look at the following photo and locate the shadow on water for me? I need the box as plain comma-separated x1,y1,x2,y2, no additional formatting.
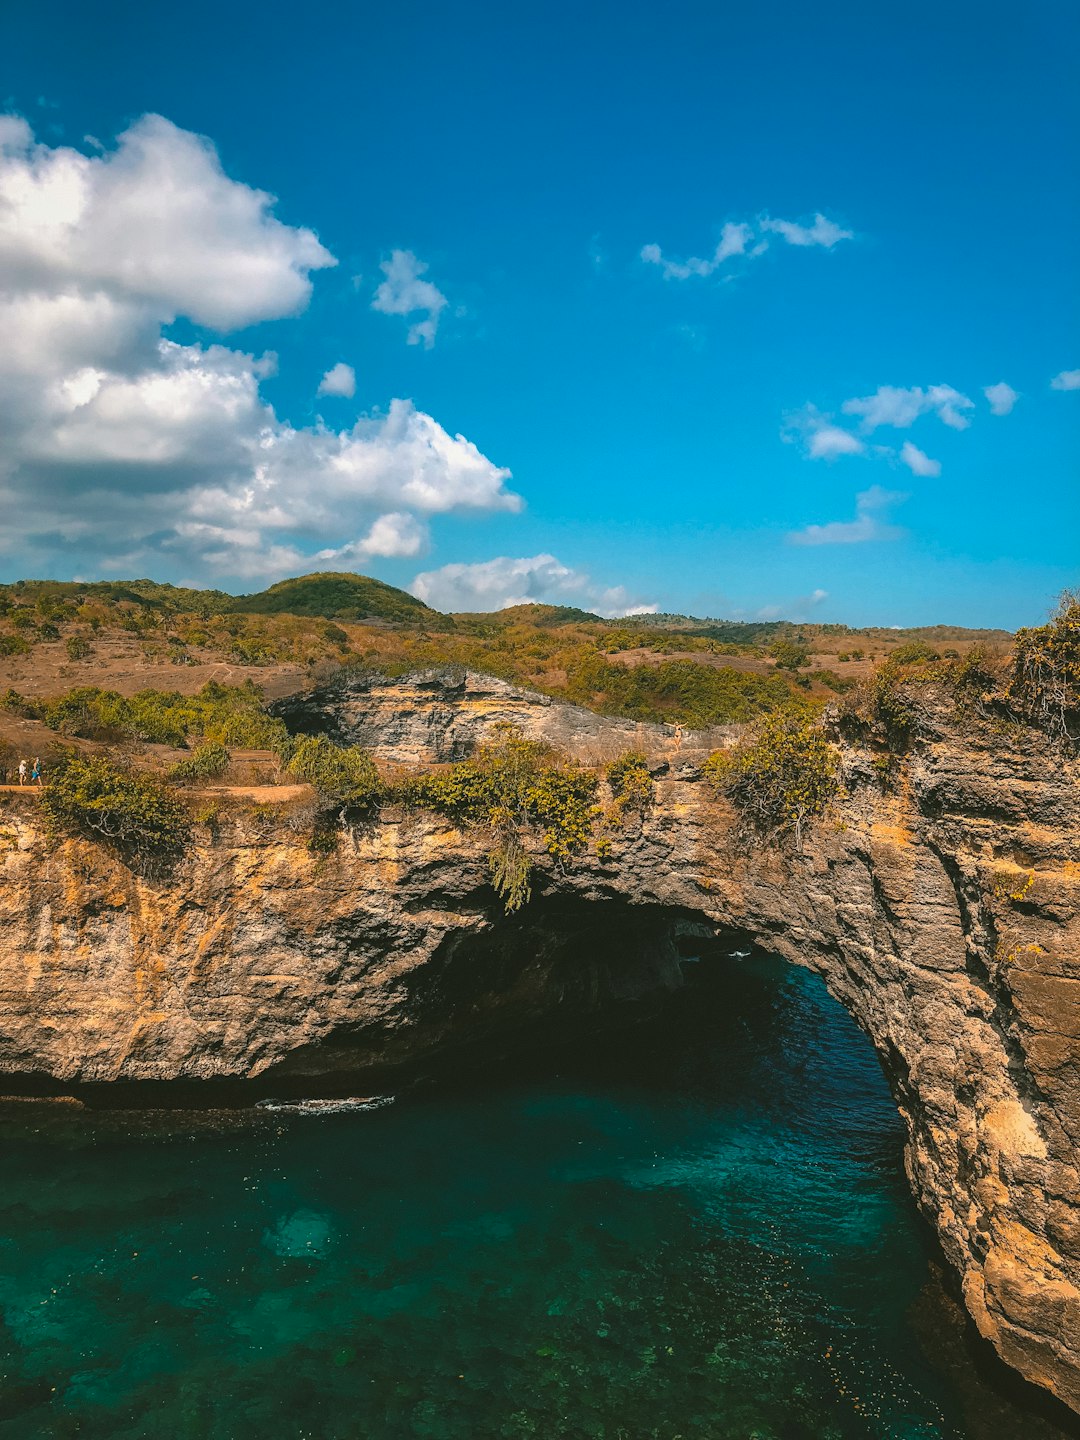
0,947,1077,1439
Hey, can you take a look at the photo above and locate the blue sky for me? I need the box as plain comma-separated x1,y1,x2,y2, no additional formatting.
1,0,1077,625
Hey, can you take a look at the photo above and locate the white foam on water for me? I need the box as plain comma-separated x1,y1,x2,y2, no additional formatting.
255,1095,395,1115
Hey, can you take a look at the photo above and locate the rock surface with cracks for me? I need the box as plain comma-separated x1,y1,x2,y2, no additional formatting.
0,671,1078,1414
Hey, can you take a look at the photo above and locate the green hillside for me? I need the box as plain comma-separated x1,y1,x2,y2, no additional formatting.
0,578,233,615
228,571,435,623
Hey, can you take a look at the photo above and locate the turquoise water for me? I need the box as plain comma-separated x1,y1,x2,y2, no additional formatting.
0,952,1076,1440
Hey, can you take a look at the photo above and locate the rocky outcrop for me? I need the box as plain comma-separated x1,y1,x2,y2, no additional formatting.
269,666,736,764
0,673,1078,1413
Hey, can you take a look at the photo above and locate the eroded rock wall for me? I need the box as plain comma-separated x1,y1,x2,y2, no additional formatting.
0,676,1078,1411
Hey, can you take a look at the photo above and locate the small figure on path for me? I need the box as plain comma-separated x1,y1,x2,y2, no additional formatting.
673,723,684,753
18,758,27,786
30,757,42,786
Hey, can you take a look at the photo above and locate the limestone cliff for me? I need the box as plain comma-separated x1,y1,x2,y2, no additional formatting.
0,671,1078,1414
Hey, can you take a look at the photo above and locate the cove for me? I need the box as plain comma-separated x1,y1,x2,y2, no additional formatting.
0,951,1075,1440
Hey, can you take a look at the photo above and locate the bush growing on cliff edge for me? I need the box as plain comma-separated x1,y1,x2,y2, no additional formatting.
399,725,599,912
1011,591,1080,741
704,713,838,848
41,756,191,875
606,750,654,813
286,735,384,810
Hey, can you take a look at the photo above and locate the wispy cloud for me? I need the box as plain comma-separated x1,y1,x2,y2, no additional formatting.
640,222,752,280
756,587,830,621
983,381,1018,416
899,441,941,478
759,214,852,248
788,485,907,546
1050,368,1080,391
641,211,852,281
842,384,974,432
371,249,448,348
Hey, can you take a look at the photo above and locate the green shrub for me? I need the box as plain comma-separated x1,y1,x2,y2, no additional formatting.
286,735,384,809
888,640,940,666
770,638,810,671
605,751,654,816
65,634,92,660
43,687,132,740
814,668,855,694
0,634,30,657
0,688,37,716
562,654,807,726
845,664,919,741
400,726,599,912
41,756,190,874
1011,591,1080,740
170,742,231,783
35,680,290,751
704,713,838,847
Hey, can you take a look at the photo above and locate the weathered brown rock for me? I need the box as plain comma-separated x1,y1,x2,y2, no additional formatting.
0,672,1078,1412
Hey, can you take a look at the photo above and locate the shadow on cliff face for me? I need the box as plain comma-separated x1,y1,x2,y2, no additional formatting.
260,897,760,1094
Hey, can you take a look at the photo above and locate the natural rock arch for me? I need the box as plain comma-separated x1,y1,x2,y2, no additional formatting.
0,672,1078,1411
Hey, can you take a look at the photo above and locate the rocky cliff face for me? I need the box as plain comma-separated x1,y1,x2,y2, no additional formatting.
1,672,1078,1414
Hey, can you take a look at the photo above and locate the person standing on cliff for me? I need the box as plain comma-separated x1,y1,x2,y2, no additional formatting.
30,757,42,786
17,758,27,786
673,723,684,753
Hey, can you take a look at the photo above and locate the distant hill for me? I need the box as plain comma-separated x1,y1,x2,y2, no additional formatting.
228,572,435,624
454,603,603,629
0,578,234,614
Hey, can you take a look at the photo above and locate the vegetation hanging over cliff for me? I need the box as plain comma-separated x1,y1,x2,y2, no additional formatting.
1011,591,1080,741
285,735,385,810
400,725,600,912
40,756,191,875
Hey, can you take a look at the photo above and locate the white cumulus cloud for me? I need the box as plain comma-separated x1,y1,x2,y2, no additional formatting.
983,381,1018,416
316,512,426,566
899,441,941,478
0,112,335,329
0,115,518,583
788,486,907,546
410,554,657,617
371,249,448,348
1050,369,1080,391
318,362,356,398
783,405,865,461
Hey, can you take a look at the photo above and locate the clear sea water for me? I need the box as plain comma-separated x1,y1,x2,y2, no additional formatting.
1,950,1076,1440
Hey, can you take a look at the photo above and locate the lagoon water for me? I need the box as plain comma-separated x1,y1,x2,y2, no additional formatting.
0,952,1075,1440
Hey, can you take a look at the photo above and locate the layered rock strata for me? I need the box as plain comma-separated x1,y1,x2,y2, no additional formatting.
0,673,1078,1412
